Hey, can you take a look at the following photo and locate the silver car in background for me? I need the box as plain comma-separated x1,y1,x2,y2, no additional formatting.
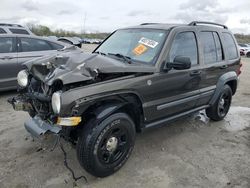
0,24,69,91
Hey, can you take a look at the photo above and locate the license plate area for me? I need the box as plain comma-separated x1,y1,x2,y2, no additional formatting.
8,96,32,111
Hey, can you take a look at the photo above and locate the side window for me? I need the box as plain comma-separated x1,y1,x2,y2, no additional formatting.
0,37,14,53
49,42,64,50
222,33,238,60
20,38,53,52
200,31,223,64
9,29,29,35
169,32,198,65
200,32,216,64
213,32,223,61
0,28,7,34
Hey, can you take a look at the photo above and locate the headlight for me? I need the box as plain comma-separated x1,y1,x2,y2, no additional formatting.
52,92,61,114
17,70,28,87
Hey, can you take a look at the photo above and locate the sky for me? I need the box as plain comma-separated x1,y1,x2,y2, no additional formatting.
0,0,250,34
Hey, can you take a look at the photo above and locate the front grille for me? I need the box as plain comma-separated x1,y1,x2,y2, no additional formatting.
26,78,53,119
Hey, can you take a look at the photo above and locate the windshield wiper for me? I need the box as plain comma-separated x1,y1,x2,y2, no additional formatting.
107,53,132,64
93,51,106,56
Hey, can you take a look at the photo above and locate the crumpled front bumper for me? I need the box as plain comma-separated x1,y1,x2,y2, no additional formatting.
8,95,32,112
24,116,61,139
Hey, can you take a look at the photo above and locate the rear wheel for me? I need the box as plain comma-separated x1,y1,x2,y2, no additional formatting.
77,113,136,177
206,85,232,121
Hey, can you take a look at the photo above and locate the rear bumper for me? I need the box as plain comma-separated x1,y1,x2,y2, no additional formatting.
24,116,61,139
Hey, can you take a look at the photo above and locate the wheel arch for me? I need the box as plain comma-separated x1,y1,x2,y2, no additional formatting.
79,93,144,133
209,71,238,105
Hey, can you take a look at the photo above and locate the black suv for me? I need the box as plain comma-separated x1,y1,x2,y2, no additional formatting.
9,21,241,177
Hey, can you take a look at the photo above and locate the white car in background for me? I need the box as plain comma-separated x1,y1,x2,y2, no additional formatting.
238,43,250,56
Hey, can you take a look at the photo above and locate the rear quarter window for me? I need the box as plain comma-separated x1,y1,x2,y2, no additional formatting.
222,33,238,60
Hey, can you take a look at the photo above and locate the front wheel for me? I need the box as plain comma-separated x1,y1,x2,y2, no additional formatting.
206,85,232,121
246,52,250,58
77,113,136,177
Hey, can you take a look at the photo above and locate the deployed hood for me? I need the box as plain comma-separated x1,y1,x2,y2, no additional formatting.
24,47,156,85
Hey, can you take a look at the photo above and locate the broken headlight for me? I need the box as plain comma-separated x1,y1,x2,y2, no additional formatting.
52,91,61,114
17,70,29,88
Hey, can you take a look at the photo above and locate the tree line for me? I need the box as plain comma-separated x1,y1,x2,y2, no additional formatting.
27,24,250,43
27,24,110,39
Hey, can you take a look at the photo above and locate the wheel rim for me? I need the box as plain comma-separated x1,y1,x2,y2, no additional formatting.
98,126,129,165
218,91,230,117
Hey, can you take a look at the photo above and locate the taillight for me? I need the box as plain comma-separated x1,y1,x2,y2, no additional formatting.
237,61,243,76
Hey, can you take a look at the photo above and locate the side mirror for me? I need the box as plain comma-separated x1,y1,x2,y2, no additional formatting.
165,56,191,70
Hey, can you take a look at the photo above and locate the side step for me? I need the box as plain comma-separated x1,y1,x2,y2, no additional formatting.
144,105,209,129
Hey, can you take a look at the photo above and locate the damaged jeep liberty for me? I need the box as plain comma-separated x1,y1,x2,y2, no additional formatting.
9,21,241,177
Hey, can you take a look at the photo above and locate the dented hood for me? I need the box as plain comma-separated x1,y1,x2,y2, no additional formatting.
24,47,156,85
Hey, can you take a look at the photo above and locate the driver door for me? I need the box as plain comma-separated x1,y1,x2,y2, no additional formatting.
143,31,202,122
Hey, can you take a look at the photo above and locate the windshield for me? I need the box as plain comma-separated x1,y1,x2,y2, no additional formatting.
94,29,168,65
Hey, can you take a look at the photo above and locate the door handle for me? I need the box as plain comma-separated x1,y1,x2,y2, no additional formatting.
220,65,228,69
1,56,14,60
190,70,201,76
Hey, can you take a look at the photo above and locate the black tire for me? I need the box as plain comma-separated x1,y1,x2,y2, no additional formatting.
77,113,136,177
246,52,250,58
206,85,232,121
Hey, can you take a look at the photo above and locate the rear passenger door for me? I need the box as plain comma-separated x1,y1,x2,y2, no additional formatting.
0,36,18,90
17,37,62,71
197,31,238,106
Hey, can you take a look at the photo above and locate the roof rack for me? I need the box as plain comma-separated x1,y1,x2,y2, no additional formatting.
140,23,159,25
0,23,24,28
188,21,228,29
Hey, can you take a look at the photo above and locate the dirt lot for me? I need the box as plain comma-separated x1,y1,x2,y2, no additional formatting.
0,45,250,188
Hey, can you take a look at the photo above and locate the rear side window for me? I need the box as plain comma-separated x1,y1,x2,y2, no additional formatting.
0,28,7,34
0,37,14,53
10,29,29,35
213,32,223,61
20,38,53,52
169,32,198,65
200,31,223,64
222,33,238,60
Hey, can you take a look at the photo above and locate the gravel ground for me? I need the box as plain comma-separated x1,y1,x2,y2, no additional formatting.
0,45,249,188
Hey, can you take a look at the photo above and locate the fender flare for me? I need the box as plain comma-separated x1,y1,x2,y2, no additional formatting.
93,102,129,124
209,71,238,105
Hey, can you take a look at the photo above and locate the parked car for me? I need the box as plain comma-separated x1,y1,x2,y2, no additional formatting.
57,37,81,48
46,36,58,41
238,43,250,56
0,23,33,35
0,33,70,91
9,21,241,177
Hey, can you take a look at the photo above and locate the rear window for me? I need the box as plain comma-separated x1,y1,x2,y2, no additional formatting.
222,33,238,60
9,28,29,35
0,28,7,34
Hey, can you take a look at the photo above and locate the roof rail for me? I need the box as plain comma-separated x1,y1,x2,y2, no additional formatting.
140,23,159,25
0,23,24,28
188,21,228,29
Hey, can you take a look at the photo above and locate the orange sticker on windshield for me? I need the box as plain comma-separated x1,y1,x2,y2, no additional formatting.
133,44,148,55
